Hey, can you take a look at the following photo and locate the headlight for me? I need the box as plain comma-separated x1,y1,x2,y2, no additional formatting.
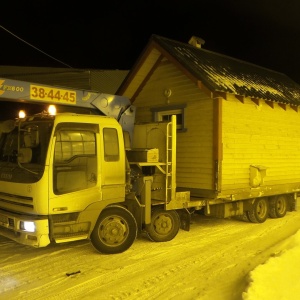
20,221,35,232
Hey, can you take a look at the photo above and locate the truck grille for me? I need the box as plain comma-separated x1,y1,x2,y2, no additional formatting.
0,192,33,208
0,213,7,224
8,217,14,227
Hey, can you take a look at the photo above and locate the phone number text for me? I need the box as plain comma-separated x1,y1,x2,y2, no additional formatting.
30,85,76,104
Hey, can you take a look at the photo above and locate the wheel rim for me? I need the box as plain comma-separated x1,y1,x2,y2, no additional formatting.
276,196,287,214
256,199,268,218
146,209,180,242
153,214,173,235
99,215,128,246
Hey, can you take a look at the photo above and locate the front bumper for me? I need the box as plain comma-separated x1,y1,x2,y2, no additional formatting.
0,209,50,247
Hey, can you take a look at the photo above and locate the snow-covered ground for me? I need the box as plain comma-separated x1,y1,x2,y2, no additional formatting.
1,208,300,300
243,228,300,300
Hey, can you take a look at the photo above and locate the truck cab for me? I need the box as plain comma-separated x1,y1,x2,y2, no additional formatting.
0,112,133,253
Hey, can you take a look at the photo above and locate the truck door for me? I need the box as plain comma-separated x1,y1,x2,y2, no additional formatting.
49,122,100,214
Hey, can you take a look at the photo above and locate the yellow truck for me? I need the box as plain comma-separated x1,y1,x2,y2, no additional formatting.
0,78,297,254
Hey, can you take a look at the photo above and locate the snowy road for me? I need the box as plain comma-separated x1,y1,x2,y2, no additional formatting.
1,208,300,300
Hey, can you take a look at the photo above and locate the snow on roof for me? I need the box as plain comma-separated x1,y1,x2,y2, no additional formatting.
152,34,300,106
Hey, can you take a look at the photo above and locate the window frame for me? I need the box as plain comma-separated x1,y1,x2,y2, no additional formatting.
103,127,120,162
151,105,187,132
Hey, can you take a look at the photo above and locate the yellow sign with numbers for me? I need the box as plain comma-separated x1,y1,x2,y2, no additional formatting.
30,85,76,104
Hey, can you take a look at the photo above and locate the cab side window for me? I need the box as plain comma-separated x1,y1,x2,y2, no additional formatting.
103,128,119,162
53,123,98,194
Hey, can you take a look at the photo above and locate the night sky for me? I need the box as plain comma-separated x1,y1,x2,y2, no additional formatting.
1,0,300,83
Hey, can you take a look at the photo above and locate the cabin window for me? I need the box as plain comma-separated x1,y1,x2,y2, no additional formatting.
103,128,119,161
151,105,186,131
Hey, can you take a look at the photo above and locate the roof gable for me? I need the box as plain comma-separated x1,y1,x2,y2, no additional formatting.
118,34,300,106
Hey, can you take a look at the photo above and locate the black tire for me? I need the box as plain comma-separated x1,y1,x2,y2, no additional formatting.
91,205,137,254
269,195,287,218
247,198,269,223
146,208,180,242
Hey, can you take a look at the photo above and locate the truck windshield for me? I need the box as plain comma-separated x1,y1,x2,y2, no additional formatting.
0,117,54,183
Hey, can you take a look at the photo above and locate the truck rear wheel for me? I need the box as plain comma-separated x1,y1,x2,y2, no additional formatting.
146,208,180,242
269,195,287,218
91,205,137,254
247,197,269,223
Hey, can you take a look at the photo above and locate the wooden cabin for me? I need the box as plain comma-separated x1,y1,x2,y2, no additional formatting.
117,34,300,201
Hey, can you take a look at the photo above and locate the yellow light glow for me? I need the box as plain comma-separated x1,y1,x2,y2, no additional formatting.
48,105,57,115
19,110,26,118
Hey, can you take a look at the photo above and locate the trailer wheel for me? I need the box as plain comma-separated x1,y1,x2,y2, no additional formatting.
90,205,137,254
269,195,287,218
146,208,180,242
247,198,269,223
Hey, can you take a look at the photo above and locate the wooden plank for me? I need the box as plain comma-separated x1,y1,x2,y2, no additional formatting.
235,95,244,103
251,98,259,105
278,103,287,110
213,97,222,192
291,105,298,112
265,100,274,108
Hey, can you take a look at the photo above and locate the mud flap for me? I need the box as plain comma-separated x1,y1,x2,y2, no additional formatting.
291,193,298,211
178,210,191,231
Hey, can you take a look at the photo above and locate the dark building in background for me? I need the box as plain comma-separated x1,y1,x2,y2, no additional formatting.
0,66,129,120
0,66,128,94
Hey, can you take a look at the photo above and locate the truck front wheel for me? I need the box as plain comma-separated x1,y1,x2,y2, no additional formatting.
146,208,180,242
91,205,137,254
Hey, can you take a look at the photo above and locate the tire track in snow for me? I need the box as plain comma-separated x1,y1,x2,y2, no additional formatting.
1,211,300,299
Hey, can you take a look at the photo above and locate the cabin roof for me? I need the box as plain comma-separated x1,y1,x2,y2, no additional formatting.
118,34,300,106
